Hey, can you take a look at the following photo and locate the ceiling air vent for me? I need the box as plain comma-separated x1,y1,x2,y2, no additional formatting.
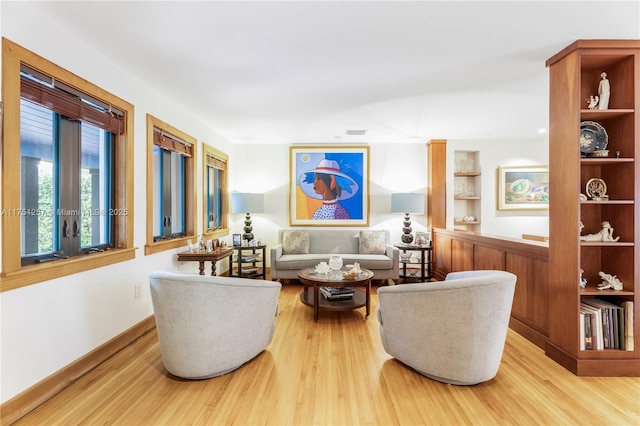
345,129,367,136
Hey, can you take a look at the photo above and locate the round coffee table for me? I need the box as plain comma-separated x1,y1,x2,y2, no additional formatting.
297,267,374,321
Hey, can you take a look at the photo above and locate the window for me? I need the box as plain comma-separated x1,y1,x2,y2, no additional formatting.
145,115,196,254
203,144,229,238
20,99,114,265
1,39,135,292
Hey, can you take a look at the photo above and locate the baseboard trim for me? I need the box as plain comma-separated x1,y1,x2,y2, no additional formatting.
1,315,156,425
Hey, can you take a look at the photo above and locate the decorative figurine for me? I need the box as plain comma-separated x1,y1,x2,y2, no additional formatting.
587,95,599,109
579,268,587,289
598,72,610,110
597,271,623,291
580,221,620,242
585,177,607,200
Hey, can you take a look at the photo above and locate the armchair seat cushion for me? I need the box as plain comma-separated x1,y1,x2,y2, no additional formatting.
274,253,393,271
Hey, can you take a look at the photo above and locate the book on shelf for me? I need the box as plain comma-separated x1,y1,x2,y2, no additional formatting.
621,301,634,351
579,298,633,351
233,255,262,263
579,308,592,350
580,303,603,350
237,267,259,274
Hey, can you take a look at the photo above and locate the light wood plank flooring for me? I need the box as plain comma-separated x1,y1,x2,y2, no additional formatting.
13,283,640,425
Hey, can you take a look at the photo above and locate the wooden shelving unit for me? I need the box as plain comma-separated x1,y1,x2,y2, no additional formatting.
546,40,639,376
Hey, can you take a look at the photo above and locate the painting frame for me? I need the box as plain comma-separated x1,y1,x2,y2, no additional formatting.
289,145,369,226
497,165,549,211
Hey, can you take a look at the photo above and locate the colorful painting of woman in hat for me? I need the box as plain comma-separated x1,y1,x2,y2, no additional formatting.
290,147,368,225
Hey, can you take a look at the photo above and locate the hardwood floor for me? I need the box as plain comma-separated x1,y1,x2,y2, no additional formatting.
13,283,640,425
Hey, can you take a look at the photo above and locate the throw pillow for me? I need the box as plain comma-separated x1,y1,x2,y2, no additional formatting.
359,230,386,254
282,230,310,254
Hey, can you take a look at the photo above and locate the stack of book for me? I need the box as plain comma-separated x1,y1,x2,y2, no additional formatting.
320,286,354,300
579,298,634,351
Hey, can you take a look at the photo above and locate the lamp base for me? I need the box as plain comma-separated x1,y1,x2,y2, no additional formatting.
401,213,413,244
243,213,254,241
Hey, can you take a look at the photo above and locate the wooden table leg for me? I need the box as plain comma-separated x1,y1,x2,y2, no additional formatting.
314,285,319,321
198,261,205,275
210,261,217,276
365,279,370,318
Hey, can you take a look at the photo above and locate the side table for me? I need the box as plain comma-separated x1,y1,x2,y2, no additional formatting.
230,245,266,279
176,247,233,276
394,242,433,282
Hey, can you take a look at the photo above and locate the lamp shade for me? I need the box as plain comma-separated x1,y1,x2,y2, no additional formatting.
231,193,264,214
391,193,425,214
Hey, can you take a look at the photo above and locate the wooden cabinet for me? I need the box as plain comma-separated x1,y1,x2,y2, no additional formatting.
546,40,639,376
453,150,481,230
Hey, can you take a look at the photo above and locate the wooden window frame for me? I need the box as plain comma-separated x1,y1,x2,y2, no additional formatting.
202,143,229,239
145,114,197,255
0,38,135,292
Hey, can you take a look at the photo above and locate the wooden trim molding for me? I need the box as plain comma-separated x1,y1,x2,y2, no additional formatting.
1,38,135,291
0,316,156,425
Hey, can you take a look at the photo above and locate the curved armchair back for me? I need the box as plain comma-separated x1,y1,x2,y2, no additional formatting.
149,271,281,379
377,270,516,385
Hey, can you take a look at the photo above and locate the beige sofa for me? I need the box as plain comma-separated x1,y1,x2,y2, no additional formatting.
377,270,517,385
149,271,281,379
270,229,399,282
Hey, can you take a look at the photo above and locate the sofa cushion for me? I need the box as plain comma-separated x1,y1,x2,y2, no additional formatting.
275,254,392,271
359,230,386,254
282,230,310,254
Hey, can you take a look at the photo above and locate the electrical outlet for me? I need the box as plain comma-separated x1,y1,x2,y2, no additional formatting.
134,283,141,299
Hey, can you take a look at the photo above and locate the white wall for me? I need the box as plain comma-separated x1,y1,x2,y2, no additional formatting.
228,137,549,249
0,2,234,403
0,2,548,405
228,143,430,250
445,138,549,239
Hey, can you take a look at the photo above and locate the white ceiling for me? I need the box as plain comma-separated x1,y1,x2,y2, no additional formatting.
26,1,640,145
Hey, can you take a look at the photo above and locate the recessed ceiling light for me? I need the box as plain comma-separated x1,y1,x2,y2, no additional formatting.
345,129,367,136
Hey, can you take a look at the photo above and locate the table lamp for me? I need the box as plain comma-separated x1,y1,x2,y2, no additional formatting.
231,193,264,241
391,193,425,244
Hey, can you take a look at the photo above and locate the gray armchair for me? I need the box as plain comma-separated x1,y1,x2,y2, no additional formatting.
149,271,281,379
377,270,516,385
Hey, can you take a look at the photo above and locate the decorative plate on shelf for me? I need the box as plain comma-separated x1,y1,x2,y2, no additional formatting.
580,121,608,155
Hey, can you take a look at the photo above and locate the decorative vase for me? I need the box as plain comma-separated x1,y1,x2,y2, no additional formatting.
328,255,343,271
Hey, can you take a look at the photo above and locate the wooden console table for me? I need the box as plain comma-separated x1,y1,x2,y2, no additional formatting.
176,247,233,276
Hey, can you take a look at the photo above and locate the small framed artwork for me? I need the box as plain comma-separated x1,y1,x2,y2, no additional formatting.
232,234,241,246
289,145,369,226
415,231,431,246
497,165,549,210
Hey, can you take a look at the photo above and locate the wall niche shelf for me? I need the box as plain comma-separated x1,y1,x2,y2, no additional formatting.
453,151,481,231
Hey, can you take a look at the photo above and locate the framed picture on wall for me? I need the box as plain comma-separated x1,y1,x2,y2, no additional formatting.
289,145,369,226
497,165,549,210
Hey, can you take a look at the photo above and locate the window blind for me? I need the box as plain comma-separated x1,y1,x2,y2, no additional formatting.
20,67,125,135
153,129,193,157
206,152,227,170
